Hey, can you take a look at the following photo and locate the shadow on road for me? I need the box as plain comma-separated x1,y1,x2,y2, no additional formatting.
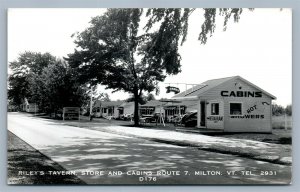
39,134,291,184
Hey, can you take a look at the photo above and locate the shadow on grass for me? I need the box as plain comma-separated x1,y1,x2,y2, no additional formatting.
7,131,86,185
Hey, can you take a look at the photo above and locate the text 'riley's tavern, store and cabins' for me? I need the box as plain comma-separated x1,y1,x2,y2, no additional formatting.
171,76,276,133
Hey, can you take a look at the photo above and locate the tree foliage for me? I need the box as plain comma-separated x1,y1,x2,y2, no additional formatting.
145,8,247,45
8,52,87,114
146,93,156,101
33,61,87,114
272,104,292,116
272,104,285,116
126,92,155,105
8,52,57,106
66,8,247,125
285,104,292,116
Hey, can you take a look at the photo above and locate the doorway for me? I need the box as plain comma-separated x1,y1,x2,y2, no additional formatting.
200,101,206,127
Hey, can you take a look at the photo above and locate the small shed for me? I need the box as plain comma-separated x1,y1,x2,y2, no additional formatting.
172,76,276,132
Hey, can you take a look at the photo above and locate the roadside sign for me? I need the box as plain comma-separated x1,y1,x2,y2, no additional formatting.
63,107,80,121
166,86,180,94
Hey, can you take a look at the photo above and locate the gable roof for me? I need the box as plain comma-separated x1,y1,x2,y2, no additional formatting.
141,100,162,107
163,100,198,107
119,102,134,108
237,76,276,99
173,76,236,99
172,76,276,100
94,100,124,108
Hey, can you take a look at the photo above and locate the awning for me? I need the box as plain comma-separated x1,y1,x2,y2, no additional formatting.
168,96,199,101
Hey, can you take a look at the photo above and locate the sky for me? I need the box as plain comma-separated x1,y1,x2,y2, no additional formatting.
8,8,292,106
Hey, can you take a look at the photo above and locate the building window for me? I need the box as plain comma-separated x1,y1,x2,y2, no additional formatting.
211,103,219,115
230,103,242,115
103,108,107,113
140,107,155,116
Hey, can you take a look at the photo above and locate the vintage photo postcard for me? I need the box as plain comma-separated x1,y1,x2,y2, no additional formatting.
7,8,292,185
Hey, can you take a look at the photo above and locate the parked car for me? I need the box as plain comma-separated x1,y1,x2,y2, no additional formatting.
120,114,133,121
181,112,197,127
141,113,162,123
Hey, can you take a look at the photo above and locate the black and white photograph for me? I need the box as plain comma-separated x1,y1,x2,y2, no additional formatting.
7,8,292,185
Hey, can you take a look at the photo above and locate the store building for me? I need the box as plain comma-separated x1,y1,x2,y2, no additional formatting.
172,76,276,132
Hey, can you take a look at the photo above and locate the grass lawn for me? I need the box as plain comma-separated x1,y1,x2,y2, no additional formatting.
7,131,85,185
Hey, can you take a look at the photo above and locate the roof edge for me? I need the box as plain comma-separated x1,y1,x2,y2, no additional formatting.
235,76,277,100
172,76,237,98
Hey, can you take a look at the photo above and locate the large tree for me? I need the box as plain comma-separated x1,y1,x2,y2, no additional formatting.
67,8,247,125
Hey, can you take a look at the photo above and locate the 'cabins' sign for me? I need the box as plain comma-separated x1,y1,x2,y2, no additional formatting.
221,91,262,98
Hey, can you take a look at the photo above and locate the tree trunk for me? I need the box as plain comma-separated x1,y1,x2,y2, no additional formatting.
133,89,140,126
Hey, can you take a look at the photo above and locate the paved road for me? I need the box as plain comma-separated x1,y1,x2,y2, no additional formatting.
7,112,291,184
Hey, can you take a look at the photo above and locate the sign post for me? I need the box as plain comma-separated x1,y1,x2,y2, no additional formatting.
89,87,93,121
63,107,80,121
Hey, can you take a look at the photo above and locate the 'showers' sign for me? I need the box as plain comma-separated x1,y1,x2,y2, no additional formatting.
221,91,262,97
230,114,265,119
166,86,180,94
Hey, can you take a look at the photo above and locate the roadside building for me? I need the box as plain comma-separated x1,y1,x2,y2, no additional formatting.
163,102,185,122
20,98,39,113
94,101,123,118
117,102,135,118
172,76,276,132
139,100,164,117
163,100,198,122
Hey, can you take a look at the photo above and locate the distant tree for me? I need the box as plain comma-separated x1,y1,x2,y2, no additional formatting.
8,52,57,106
285,104,292,116
126,93,155,105
8,75,30,106
126,94,147,105
272,104,285,116
146,93,156,101
8,52,87,115
100,93,111,102
34,60,87,114
66,8,249,125
89,91,111,115
88,87,111,107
